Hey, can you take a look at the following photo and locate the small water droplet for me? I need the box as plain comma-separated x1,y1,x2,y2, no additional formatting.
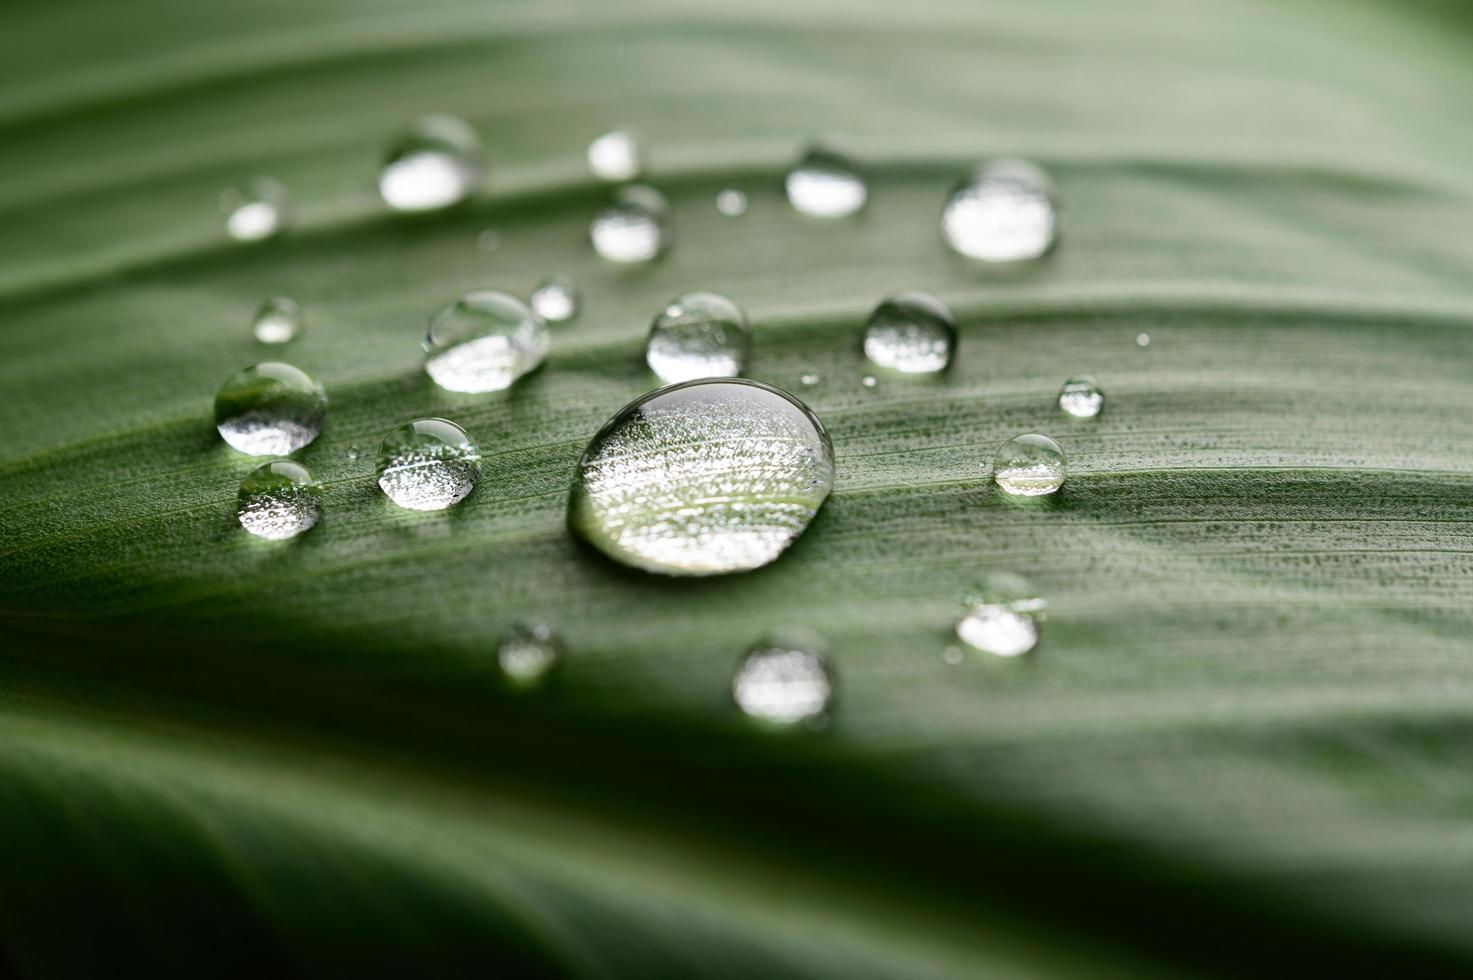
733,632,833,725
1058,375,1104,418
941,159,1058,262
942,646,965,666
785,143,867,218
861,374,878,388
863,291,956,374
1136,332,1151,347
378,115,485,212
587,130,642,182
376,418,481,511
799,372,820,386
956,572,1046,657
590,184,671,263
237,460,321,540
715,188,749,216
424,291,550,393
645,291,749,384
993,433,1066,496
252,296,303,344
346,444,362,460
498,620,563,686
530,275,580,323
569,379,834,576
223,177,291,241
476,229,501,251
214,362,327,456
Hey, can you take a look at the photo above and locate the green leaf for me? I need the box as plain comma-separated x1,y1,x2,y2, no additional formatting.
3,0,1473,974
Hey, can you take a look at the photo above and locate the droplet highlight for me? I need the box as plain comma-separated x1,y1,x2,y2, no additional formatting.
862,291,956,375
530,275,580,323
941,159,1058,262
214,362,327,456
785,144,867,218
733,633,833,725
590,184,671,263
252,296,303,345
223,177,291,242
1058,375,1104,418
378,115,485,212
376,418,481,511
716,188,749,216
993,433,1066,496
645,291,750,385
237,460,321,540
587,130,642,182
1136,332,1151,347
569,379,835,576
956,572,1046,657
424,290,550,393
498,620,563,686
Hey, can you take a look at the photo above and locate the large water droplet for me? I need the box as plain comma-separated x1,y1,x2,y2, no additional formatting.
993,433,1066,496
376,418,481,511
587,130,642,182
590,185,671,263
530,275,579,323
424,291,550,393
1058,375,1104,418
214,362,327,456
237,460,321,540
733,632,833,725
252,296,303,344
498,620,563,686
956,572,1046,657
222,177,291,241
941,159,1058,262
862,291,956,375
378,115,485,212
785,144,867,218
645,291,750,385
569,379,834,576
715,188,748,216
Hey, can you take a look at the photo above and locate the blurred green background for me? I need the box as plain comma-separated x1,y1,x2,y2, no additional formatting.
3,0,1473,975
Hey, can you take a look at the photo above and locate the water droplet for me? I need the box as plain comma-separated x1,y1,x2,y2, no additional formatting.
993,433,1066,496
378,115,485,212
590,184,671,263
236,460,321,540
476,229,501,251
716,188,748,216
645,291,749,385
223,177,291,241
530,275,579,323
799,372,820,386
1058,375,1104,418
861,374,878,389
942,646,965,666
424,291,550,393
941,159,1058,262
1136,332,1151,347
346,444,362,460
785,143,867,218
862,291,956,374
587,130,642,182
214,362,327,456
568,379,834,576
956,572,1046,657
376,418,481,511
498,620,563,686
733,632,833,725
251,296,303,344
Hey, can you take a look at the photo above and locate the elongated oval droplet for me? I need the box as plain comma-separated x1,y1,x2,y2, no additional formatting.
956,572,1046,657
214,362,327,456
863,290,956,374
941,159,1058,262
378,115,485,212
530,275,579,323
237,460,321,540
222,177,291,241
498,620,563,686
252,296,303,344
569,379,834,576
645,291,750,385
785,144,867,218
424,291,550,393
376,417,481,511
733,632,833,725
1058,375,1104,418
590,184,671,263
587,130,642,182
993,433,1066,496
